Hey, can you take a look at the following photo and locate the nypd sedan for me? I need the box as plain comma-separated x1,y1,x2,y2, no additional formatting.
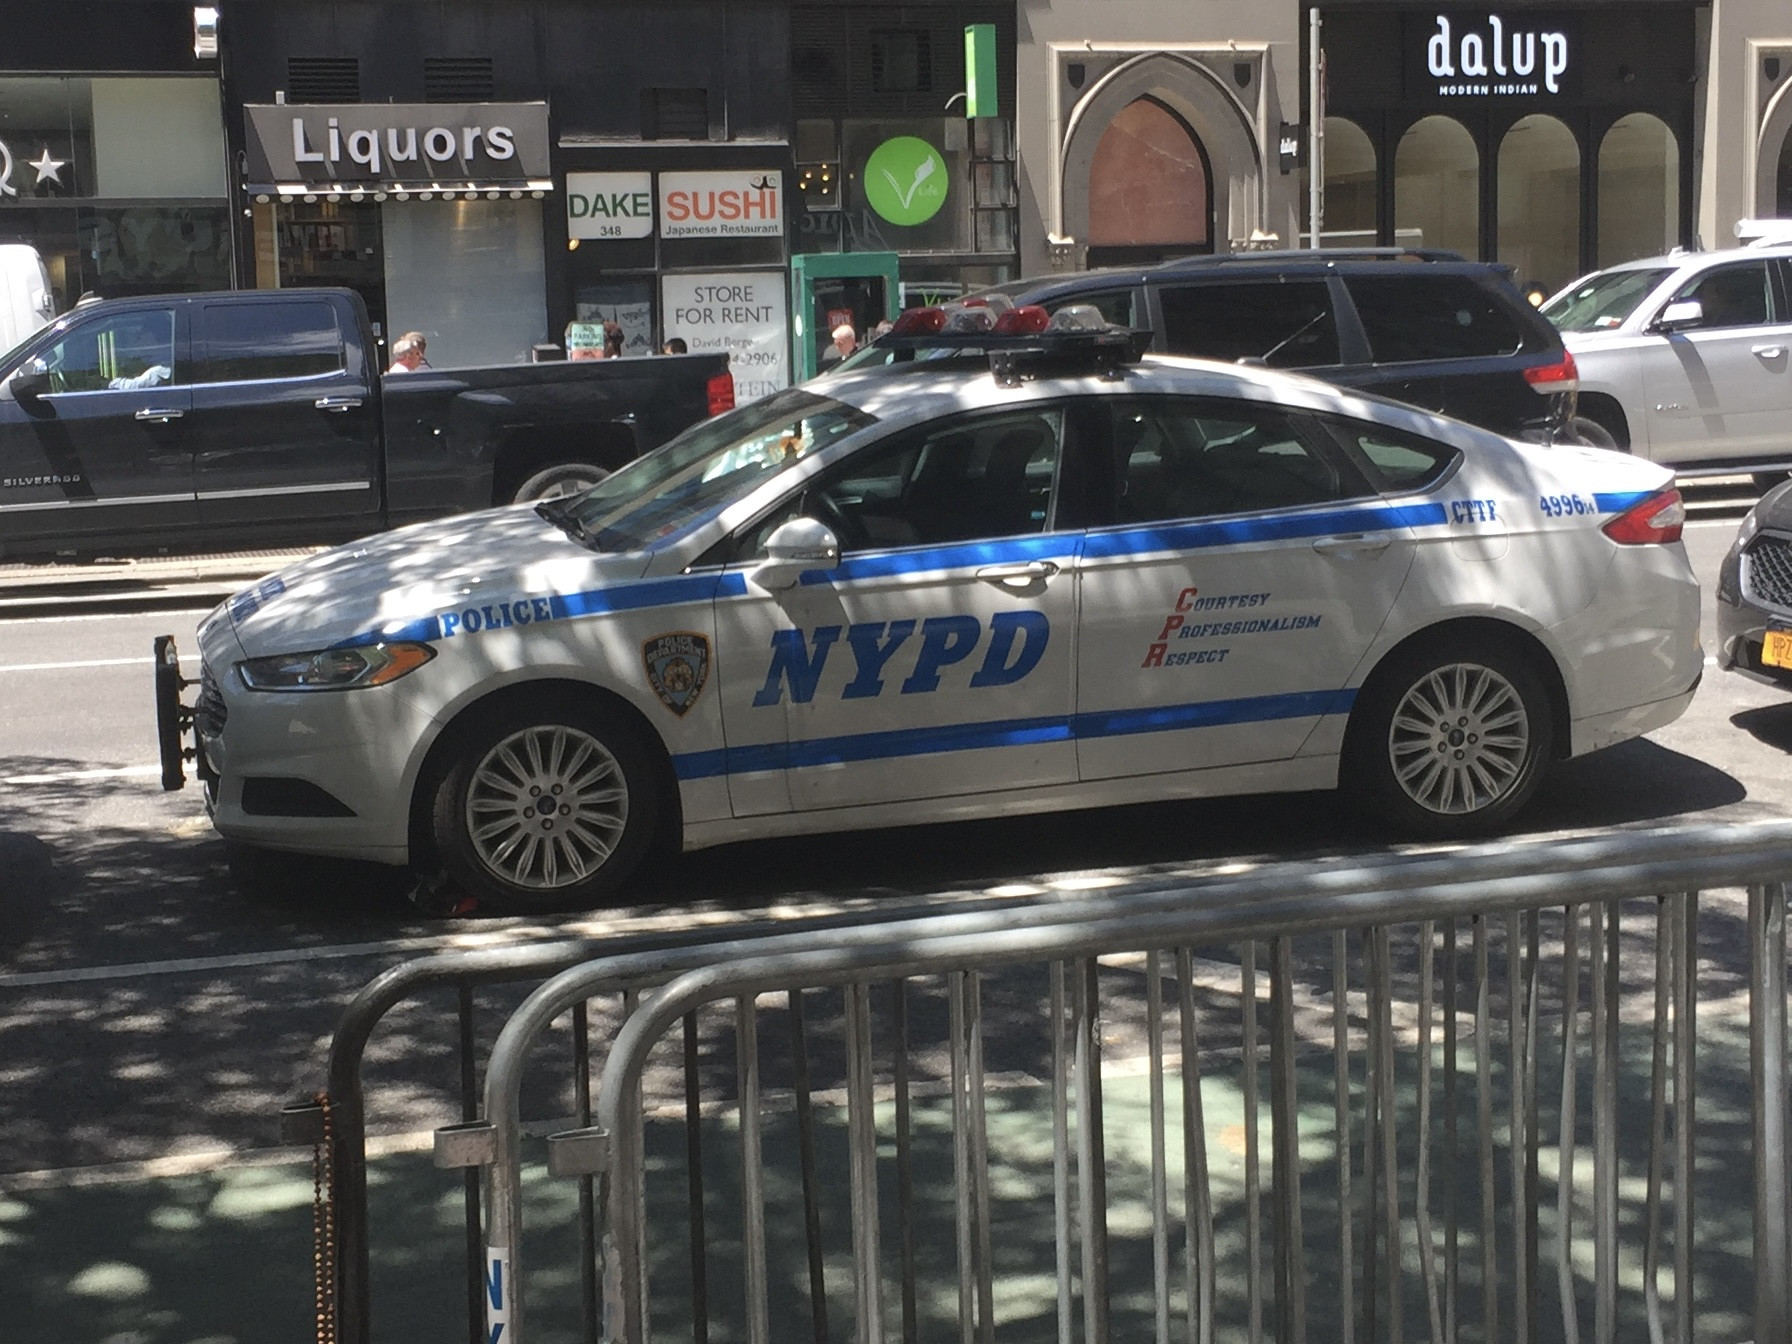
156,328,1700,911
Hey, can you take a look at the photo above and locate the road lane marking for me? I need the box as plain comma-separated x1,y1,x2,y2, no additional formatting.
0,764,162,785
0,656,198,673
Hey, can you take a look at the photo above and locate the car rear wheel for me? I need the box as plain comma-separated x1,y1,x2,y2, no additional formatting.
509,461,610,504
429,698,658,911
1344,635,1553,838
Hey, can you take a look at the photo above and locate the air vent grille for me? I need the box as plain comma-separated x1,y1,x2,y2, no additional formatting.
286,57,360,104
424,56,495,103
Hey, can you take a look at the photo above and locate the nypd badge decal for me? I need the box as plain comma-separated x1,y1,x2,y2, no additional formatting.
643,632,711,717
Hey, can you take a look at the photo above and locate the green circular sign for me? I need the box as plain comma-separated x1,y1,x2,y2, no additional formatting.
864,137,948,226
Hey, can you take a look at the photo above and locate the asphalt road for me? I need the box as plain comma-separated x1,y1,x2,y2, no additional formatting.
0,513,1787,1182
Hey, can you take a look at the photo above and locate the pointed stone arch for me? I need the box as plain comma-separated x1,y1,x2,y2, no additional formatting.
1758,69,1792,218
1062,51,1262,259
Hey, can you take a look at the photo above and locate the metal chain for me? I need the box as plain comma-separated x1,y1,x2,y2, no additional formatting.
311,1091,338,1344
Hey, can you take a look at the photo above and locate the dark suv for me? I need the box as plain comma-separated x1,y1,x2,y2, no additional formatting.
962,250,1577,443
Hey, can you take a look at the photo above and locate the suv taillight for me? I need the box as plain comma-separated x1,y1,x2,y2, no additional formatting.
1601,487,1684,545
1523,349,1578,395
706,373,735,417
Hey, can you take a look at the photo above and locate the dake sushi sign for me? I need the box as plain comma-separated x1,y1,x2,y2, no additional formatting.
1406,13,1578,99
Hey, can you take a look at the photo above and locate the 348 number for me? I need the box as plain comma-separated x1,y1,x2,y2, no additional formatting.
1539,493,1592,517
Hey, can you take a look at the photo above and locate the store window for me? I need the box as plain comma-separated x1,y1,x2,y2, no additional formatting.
1395,116,1478,256
383,198,547,367
1498,115,1581,294
1598,114,1678,267
1086,98,1211,267
1321,118,1377,248
0,76,230,308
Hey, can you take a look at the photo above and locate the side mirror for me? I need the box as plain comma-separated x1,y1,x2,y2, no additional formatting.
751,516,840,591
9,356,49,401
1651,300,1703,333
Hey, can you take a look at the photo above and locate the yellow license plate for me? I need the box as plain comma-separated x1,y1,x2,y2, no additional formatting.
1765,630,1792,669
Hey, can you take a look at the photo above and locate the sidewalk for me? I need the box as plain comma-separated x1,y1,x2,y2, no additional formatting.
0,1050,1764,1344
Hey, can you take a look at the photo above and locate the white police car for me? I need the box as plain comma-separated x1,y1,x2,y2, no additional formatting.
156,306,1700,911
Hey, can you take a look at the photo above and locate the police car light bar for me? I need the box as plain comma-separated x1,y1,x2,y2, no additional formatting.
879,301,1150,383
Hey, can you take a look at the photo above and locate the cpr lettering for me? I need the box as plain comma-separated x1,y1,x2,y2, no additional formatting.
752,612,1050,706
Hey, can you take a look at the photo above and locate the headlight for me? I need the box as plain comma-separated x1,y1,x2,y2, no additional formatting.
237,641,435,692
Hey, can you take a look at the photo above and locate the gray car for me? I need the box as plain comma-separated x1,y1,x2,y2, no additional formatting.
1546,245,1792,478
1717,477,1792,686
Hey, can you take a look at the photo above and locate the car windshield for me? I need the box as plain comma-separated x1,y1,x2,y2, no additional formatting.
1543,267,1673,332
551,387,877,551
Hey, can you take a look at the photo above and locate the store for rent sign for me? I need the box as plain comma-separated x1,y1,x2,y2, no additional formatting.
662,272,789,403
1409,14,1577,98
567,172,652,239
659,171,783,238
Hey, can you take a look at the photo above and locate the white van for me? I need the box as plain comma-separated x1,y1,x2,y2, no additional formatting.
0,245,54,357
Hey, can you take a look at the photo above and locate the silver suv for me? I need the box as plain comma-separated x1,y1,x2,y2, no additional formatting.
1546,245,1792,476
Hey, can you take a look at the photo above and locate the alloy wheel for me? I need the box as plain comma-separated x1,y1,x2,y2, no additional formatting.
1386,661,1532,816
463,724,629,889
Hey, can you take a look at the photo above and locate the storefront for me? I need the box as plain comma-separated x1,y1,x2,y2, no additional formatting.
559,147,791,399
0,73,230,310
242,102,552,365
1315,4,1698,290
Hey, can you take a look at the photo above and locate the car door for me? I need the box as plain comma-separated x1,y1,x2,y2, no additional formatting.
714,404,1083,815
0,303,194,553
1635,259,1792,466
188,296,380,538
1075,395,1417,782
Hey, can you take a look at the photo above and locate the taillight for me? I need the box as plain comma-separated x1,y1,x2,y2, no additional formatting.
992,304,1050,335
1601,486,1684,545
1523,348,1578,395
706,372,734,417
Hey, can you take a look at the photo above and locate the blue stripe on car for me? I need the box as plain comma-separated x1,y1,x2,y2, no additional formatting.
671,688,1357,781
1593,491,1654,514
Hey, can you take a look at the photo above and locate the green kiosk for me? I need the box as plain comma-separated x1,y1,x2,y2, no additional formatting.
789,251,901,382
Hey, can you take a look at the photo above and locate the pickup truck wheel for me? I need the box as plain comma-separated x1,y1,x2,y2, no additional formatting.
1342,635,1552,839
429,699,657,911
509,461,610,504
1566,415,1619,451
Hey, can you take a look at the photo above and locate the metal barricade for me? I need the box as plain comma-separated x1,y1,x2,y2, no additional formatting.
447,822,1792,1344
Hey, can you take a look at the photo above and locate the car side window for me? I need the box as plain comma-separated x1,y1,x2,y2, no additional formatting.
1318,416,1462,494
1156,281,1341,368
1107,398,1367,522
1042,289,1139,328
42,309,178,393
1344,275,1529,362
196,301,346,383
737,408,1067,556
1668,262,1774,330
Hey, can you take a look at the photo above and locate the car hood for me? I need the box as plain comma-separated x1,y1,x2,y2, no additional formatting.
222,504,651,656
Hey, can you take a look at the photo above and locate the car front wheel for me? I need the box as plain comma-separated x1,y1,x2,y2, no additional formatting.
429,698,658,911
509,461,610,504
1344,636,1552,838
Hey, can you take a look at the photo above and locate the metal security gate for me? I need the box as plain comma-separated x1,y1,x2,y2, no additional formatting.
435,823,1792,1344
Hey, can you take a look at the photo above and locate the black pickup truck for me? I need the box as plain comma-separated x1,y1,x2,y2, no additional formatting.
0,287,733,559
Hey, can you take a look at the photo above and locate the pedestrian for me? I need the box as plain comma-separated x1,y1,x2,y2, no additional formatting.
870,318,894,340
661,336,688,354
818,322,857,368
388,331,429,372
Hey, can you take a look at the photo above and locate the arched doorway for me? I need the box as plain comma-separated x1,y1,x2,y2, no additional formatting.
1395,116,1478,256
1498,115,1581,292
1321,117,1377,247
1598,114,1679,266
1085,97,1212,268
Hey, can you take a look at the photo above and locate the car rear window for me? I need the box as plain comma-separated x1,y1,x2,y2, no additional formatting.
1320,415,1461,493
197,301,345,383
1345,275,1530,362
1156,281,1341,368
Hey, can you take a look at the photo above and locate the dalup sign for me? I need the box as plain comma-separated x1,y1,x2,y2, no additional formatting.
1408,13,1578,99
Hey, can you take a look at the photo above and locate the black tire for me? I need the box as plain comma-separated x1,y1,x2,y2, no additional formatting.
429,696,659,912
1343,634,1553,839
508,460,610,505
1566,415,1620,451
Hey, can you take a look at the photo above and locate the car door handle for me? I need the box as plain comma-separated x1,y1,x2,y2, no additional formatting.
134,407,184,423
315,395,364,412
975,560,1059,585
1312,533,1391,557
1753,344,1787,359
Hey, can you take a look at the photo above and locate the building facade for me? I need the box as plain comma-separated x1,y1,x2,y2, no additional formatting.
0,1,231,311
